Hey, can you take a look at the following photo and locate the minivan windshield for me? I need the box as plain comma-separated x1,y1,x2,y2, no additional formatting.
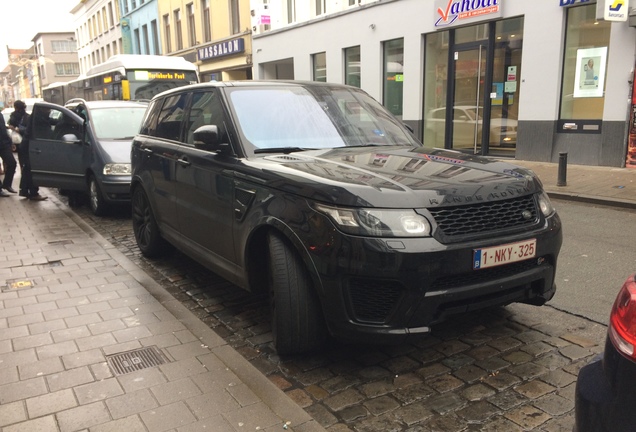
226,85,419,152
90,107,148,140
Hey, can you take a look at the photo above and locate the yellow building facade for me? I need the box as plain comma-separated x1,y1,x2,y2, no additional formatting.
156,0,253,81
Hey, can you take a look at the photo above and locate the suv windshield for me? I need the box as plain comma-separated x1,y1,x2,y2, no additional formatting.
90,106,148,139
226,85,418,152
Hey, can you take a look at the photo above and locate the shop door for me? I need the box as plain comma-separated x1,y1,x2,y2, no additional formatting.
451,45,487,154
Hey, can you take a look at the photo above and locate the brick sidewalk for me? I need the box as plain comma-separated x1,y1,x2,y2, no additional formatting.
0,192,323,432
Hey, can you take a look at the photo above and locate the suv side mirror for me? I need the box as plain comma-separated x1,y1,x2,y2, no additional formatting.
193,125,231,154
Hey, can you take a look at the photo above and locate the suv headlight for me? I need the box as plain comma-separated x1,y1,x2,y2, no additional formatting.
103,163,131,175
537,191,555,216
314,204,431,237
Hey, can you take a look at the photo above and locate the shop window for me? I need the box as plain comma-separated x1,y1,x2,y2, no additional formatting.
344,46,360,88
560,4,611,120
383,38,404,118
312,52,326,82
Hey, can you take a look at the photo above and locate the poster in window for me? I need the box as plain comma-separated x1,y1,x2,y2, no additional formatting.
573,47,607,98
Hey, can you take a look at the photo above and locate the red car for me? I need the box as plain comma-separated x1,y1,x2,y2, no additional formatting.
574,274,636,431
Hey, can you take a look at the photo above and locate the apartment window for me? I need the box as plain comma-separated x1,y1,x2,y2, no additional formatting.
349,0,357,4
312,52,326,82
230,0,240,34
164,14,172,52
175,9,183,50
287,0,296,23
315,0,325,16
92,15,98,38
97,11,103,34
344,46,361,88
52,40,76,52
108,2,114,28
383,38,404,117
142,25,150,54
88,18,94,40
187,3,196,47
123,0,129,14
56,63,79,76
131,0,137,9
39,65,46,80
107,44,111,59
201,0,211,42
134,28,141,54
102,7,108,30
151,20,160,54
560,4,611,120
113,40,119,55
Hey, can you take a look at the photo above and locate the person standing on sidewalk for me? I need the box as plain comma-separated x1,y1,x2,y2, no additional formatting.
8,100,46,201
0,110,17,197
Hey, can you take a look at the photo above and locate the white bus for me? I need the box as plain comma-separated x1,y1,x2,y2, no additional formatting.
43,54,199,104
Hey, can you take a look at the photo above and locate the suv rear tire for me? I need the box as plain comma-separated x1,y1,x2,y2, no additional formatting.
267,232,327,355
132,186,172,258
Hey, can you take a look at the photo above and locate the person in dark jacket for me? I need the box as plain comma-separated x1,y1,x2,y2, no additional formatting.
0,108,17,197
8,100,46,201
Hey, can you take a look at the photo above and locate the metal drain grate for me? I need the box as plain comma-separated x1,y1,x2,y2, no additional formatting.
106,346,169,376
48,240,74,246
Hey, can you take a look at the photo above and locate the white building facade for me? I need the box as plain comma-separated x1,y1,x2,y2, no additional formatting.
72,0,123,75
251,0,636,167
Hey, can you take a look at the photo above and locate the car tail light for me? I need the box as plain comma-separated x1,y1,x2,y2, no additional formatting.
609,274,636,359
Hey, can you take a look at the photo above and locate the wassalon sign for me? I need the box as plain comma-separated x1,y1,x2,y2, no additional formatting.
434,0,502,28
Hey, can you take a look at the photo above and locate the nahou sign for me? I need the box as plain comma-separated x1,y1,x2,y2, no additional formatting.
434,0,502,28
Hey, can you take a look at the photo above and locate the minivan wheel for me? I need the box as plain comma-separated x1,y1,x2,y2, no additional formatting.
132,187,171,258
267,232,327,355
89,176,108,216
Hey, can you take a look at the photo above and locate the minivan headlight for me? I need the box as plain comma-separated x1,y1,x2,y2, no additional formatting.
314,204,431,237
103,163,131,175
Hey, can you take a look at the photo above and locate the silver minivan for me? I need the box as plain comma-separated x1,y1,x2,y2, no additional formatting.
28,99,148,215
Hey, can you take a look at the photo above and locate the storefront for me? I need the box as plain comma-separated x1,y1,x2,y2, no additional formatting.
251,0,636,166
196,33,253,82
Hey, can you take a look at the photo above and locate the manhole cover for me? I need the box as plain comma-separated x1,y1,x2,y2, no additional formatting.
106,346,169,376
2,280,35,292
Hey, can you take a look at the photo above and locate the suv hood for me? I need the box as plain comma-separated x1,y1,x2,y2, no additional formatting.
247,146,541,208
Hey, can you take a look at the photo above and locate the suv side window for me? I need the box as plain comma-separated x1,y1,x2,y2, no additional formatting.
154,93,189,141
140,99,160,136
184,90,228,145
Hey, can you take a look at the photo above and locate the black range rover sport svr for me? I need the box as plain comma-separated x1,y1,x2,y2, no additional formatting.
130,81,563,355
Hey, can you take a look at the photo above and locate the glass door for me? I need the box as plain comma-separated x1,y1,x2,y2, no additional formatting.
451,45,487,154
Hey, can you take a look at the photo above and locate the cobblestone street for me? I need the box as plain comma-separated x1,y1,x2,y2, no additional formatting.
66,198,607,431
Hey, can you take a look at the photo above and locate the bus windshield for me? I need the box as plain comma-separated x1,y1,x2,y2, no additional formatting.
129,73,198,100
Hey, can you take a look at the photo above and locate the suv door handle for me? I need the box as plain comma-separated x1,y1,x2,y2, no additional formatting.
141,147,153,154
177,157,191,167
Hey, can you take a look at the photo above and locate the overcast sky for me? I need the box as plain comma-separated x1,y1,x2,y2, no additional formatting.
0,0,77,68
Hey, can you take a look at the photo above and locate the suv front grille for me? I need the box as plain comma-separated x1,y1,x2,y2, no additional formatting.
428,194,539,239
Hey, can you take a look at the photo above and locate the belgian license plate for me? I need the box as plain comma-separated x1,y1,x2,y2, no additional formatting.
473,239,536,270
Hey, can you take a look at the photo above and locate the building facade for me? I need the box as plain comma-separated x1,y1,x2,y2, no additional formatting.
119,0,162,55
32,32,81,96
251,0,636,167
157,0,253,81
72,0,123,74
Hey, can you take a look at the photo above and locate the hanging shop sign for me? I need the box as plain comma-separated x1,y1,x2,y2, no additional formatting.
596,0,629,21
197,38,245,61
434,0,502,28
